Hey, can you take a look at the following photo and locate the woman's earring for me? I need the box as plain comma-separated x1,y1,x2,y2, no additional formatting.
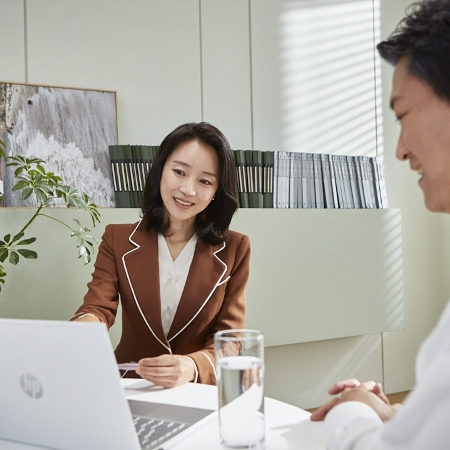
212,196,215,200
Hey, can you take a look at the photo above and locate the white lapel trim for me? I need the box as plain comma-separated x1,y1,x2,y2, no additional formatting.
122,220,172,354
168,240,230,342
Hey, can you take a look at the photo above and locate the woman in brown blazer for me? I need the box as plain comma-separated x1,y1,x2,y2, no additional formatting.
71,122,250,387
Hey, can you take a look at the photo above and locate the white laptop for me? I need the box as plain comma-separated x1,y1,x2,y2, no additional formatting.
0,318,214,450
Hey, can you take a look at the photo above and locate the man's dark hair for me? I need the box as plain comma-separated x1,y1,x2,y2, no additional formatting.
377,0,450,101
141,122,238,245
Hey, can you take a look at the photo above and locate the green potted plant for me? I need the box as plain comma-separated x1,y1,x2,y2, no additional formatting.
0,138,100,292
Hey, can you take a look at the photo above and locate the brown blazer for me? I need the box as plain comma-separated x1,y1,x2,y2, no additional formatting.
72,220,250,385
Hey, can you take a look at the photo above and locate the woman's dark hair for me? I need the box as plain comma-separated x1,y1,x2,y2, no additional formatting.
141,122,238,245
377,0,450,101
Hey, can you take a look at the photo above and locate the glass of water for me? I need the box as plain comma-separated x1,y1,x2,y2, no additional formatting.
214,329,265,449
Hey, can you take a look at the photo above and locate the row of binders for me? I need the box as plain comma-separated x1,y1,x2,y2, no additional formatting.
108,145,159,208
271,151,387,209
108,145,388,209
234,150,387,209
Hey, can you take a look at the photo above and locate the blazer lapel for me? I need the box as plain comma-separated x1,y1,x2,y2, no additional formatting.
167,240,227,341
122,224,169,349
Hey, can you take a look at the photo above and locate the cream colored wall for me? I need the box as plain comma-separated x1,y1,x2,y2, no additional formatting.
0,0,446,409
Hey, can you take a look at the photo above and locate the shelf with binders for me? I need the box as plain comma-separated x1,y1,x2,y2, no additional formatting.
108,144,159,208
108,146,388,211
233,150,388,210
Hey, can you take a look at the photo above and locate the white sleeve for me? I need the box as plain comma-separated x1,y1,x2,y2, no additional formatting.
324,302,450,450
322,301,450,450
325,401,384,450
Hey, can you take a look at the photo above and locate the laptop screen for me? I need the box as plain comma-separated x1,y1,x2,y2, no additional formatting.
0,319,213,450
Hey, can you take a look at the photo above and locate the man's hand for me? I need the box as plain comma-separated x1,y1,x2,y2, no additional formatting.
310,378,401,422
136,354,196,388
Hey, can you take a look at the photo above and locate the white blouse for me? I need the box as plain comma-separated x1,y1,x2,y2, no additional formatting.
157,232,197,337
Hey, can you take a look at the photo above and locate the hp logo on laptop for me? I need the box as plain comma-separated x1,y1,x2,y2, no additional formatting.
20,373,44,399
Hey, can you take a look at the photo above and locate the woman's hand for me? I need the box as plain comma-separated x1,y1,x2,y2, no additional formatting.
310,378,400,422
136,354,196,388
74,314,100,323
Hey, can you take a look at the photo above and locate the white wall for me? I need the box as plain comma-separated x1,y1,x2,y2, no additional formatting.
0,0,446,409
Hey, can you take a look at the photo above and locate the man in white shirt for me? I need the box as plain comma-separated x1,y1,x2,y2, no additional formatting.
310,1,450,449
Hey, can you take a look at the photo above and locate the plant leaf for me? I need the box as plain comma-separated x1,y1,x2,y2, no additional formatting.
14,167,24,177
40,185,53,194
9,251,19,265
78,245,90,265
17,237,37,246
34,173,43,183
12,180,30,191
17,249,38,259
35,189,48,203
84,240,95,249
0,263,5,292
0,147,101,293
21,186,34,200
0,250,8,263
11,232,25,244
0,139,6,160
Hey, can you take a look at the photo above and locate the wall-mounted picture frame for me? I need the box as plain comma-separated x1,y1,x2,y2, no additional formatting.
0,81,118,207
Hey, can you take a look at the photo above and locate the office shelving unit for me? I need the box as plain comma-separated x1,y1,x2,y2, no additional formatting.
0,208,404,348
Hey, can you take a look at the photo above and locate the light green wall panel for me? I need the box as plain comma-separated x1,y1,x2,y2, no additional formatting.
0,208,404,350
250,0,283,151
25,0,202,145
200,0,253,149
0,0,26,82
250,0,380,157
0,208,138,313
231,208,404,346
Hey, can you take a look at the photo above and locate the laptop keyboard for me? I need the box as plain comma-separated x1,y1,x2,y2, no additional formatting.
133,415,187,449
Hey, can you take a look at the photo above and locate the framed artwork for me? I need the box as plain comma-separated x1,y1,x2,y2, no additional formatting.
0,82,118,207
